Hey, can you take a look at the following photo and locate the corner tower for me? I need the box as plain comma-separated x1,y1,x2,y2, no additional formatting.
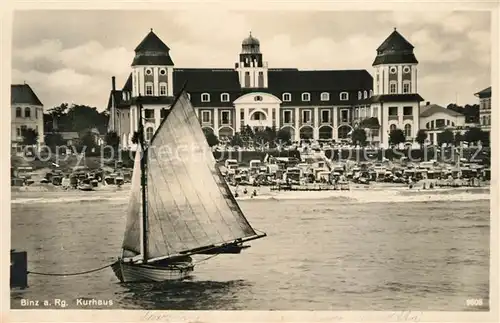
372,28,418,95
235,32,268,88
370,28,424,148
131,29,175,98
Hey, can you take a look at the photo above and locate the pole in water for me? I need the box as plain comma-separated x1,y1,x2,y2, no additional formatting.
11,250,28,289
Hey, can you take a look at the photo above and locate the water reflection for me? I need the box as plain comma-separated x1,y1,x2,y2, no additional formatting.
115,279,252,310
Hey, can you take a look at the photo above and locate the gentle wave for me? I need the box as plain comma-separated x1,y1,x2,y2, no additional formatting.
237,188,490,204
11,187,490,205
11,195,128,205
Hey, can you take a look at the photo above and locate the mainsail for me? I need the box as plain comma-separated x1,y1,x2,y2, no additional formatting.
121,144,143,257
143,90,259,260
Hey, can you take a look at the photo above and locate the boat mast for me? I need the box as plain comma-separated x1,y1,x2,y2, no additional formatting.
137,96,149,263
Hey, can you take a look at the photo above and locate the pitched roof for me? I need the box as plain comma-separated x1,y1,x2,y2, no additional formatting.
474,86,491,98
267,69,372,92
373,29,418,66
132,30,174,66
173,69,242,92
11,84,43,106
134,29,170,53
419,104,464,117
377,29,414,52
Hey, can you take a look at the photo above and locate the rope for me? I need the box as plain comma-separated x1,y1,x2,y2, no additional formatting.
27,262,115,276
193,253,219,264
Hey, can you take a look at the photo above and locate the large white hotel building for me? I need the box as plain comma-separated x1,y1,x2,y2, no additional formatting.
107,28,429,148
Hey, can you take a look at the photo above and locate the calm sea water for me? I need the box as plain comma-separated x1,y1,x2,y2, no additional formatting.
11,188,490,311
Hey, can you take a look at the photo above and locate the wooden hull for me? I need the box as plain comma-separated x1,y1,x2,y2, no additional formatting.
111,259,194,283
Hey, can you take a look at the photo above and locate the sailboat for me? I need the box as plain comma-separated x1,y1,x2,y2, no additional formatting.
111,86,266,283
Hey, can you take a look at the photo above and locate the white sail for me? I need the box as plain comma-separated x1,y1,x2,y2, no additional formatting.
121,145,143,257
145,91,257,259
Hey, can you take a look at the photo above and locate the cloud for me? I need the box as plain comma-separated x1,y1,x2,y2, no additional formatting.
10,10,491,110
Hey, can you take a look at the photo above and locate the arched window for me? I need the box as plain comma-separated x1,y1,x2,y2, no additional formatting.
145,126,154,142
426,122,430,129
390,124,397,132
363,90,368,99
16,107,22,118
220,93,230,102
25,107,31,118
320,92,329,101
404,124,412,137
369,90,373,97
282,93,291,102
358,91,362,100
340,92,349,101
301,92,310,102
201,93,210,102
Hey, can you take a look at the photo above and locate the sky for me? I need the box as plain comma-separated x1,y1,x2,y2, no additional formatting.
11,10,491,111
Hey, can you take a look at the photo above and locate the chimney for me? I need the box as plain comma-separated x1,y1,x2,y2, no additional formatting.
426,101,430,106
111,76,116,91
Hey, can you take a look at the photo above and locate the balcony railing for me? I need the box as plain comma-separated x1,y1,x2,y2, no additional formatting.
388,115,398,120
403,115,413,120
144,117,155,124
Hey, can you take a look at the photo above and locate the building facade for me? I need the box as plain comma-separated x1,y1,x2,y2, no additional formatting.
107,28,426,149
11,84,45,153
419,102,466,145
474,86,491,133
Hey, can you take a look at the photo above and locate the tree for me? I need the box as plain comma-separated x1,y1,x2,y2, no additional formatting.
415,129,428,148
44,132,65,150
276,128,292,144
388,129,406,146
453,132,464,146
360,117,380,130
204,132,219,147
464,127,485,145
131,131,142,145
351,128,367,147
437,129,454,146
240,125,255,144
21,128,38,146
230,133,244,147
105,131,120,151
77,131,97,153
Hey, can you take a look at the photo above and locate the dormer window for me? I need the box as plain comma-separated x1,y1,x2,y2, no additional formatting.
340,92,349,101
16,107,22,118
320,92,330,101
282,93,291,102
221,93,230,102
145,82,153,96
159,83,167,96
364,90,368,99
301,92,310,102
201,93,210,102
358,91,362,100
25,107,31,118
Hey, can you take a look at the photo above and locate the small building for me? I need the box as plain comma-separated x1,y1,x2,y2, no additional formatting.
11,83,45,154
419,102,466,145
474,86,491,133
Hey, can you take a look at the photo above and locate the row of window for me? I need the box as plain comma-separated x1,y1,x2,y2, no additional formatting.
15,125,38,137
389,123,412,137
145,82,168,96
198,109,357,125
425,119,456,129
481,115,491,126
197,90,373,103
388,106,414,116
480,99,491,110
14,107,39,119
